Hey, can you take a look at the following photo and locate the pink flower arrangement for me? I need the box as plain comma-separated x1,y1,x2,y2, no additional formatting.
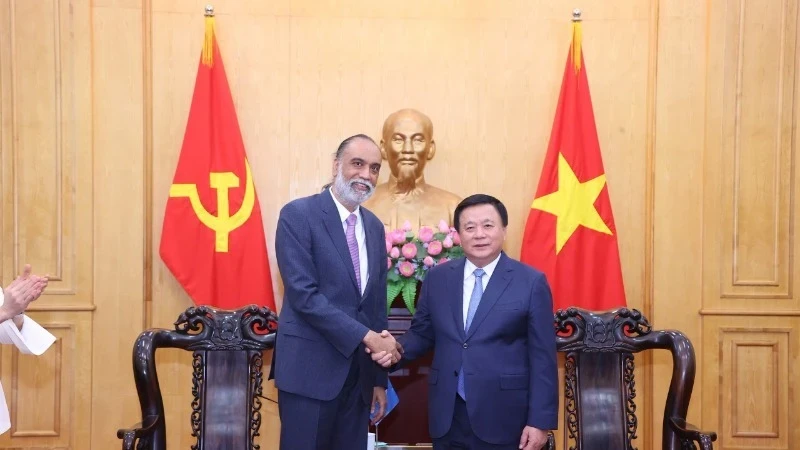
442,235,453,248
418,226,434,243
401,243,418,259
386,220,464,314
397,261,416,277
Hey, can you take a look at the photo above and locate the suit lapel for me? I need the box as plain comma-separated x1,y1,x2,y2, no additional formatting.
320,190,360,292
466,253,513,340
450,259,467,340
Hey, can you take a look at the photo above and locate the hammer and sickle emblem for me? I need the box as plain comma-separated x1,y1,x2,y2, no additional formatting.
169,160,255,252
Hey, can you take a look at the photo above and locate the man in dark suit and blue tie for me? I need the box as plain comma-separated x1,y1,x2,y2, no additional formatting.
372,194,558,449
273,134,401,450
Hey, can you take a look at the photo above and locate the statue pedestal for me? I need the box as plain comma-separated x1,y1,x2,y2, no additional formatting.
371,307,433,445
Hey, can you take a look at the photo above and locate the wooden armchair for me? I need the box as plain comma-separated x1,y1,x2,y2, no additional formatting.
545,307,717,450
116,305,278,450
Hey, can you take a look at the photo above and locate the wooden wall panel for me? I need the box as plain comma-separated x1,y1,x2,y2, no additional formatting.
651,0,708,447
729,339,780,438
0,1,93,449
89,1,146,449
699,2,800,449
3,0,62,282
9,325,67,438
0,0,92,303
0,313,91,450
724,0,796,297
702,317,799,450
704,0,798,309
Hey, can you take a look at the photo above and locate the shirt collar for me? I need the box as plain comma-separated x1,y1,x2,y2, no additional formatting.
329,188,361,223
464,253,501,280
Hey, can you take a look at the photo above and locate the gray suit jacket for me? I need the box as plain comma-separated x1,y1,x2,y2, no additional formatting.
272,189,388,404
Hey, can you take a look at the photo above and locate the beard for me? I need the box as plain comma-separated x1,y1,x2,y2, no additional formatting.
396,164,418,183
333,167,375,206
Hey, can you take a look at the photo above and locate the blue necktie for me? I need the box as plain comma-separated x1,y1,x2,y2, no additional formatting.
457,268,485,400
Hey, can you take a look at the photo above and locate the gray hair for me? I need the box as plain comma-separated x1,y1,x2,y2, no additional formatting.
322,134,378,191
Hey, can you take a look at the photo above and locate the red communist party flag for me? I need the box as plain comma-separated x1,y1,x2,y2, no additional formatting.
159,12,276,311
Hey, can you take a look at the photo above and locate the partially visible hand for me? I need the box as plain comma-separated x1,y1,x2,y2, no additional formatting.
1,264,48,321
369,339,404,367
519,426,548,450
370,387,387,425
364,330,401,364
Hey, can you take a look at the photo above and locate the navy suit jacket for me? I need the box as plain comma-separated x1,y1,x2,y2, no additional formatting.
272,189,388,404
398,253,558,444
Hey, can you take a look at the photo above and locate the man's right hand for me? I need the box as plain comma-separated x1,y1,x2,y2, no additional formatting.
363,330,402,365
366,330,404,368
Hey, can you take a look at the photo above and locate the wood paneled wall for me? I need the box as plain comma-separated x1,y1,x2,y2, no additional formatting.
0,0,796,449
699,0,800,448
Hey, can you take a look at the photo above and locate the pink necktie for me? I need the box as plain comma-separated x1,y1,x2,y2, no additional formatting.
345,213,361,292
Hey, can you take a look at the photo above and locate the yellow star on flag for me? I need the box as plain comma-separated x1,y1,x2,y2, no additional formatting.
532,153,612,253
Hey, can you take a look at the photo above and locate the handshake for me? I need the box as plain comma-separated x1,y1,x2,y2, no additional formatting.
362,330,404,368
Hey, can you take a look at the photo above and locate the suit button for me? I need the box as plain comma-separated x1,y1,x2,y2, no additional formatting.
463,343,468,349
357,305,362,312
454,371,458,376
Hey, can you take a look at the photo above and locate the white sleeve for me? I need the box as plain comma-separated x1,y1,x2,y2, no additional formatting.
0,316,56,355
0,289,54,437
0,288,56,355
0,381,9,436
0,288,6,434
0,290,8,434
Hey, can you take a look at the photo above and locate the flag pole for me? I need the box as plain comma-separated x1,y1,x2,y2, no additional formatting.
203,4,215,66
571,8,582,72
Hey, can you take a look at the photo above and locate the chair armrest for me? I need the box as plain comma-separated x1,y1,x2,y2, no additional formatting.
117,415,159,450
542,431,555,450
669,417,717,450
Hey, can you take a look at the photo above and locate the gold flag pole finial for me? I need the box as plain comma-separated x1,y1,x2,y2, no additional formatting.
571,8,582,72
202,4,216,66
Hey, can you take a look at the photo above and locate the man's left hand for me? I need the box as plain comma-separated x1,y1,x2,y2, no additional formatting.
519,425,548,450
370,387,387,425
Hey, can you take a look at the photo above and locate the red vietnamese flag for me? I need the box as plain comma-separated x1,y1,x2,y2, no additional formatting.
520,22,626,312
159,15,276,311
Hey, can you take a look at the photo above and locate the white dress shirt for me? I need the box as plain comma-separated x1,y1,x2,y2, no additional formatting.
463,254,501,329
0,288,57,435
330,189,369,295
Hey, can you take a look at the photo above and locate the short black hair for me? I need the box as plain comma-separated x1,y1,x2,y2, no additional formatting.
334,134,377,161
454,194,509,231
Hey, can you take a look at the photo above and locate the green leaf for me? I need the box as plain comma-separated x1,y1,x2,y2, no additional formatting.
387,269,401,282
387,280,403,314
401,280,417,315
